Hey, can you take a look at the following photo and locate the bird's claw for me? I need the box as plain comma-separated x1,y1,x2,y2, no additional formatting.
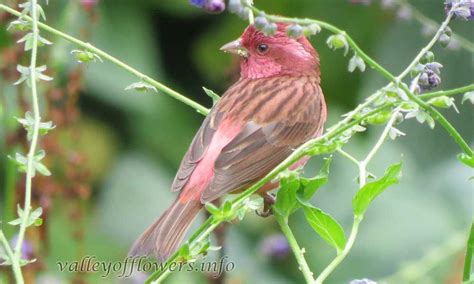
256,193,276,218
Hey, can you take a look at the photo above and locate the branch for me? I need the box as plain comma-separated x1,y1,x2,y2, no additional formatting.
274,214,314,283
398,0,474,53
247,3,473,157
0,4,210,116
464,221,474,282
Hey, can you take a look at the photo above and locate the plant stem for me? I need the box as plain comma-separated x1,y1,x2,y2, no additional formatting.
10,0,41,283
419,84,474,100
145,80,470,282
315,216,362,284
398,0,474,53
0,230,22,279
336,149,360,167
463,221,474,281
363,110,400,165
275,214,314,284
248,3,473,158
0,4,210,116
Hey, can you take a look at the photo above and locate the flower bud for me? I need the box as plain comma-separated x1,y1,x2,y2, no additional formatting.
262,22,278,36
286,24,303,38
303,24,321,36
428,96,454,109
204,0,226,13
367,111,392,125
439,33,451,48
327,34,346,49
420,51,434,64
254,15,269,31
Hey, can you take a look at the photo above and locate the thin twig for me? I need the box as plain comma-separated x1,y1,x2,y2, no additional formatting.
0,4,210,116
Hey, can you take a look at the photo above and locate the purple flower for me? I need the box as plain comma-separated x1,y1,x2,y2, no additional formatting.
11,235,34,259
190,0,207,6
190,0,226,14
445,0,474,20
260,234,290,260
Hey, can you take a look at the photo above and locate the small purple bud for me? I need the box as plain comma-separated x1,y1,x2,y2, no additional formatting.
428,73,441,89
418,72,429,86
190,0,206,7
260,234,291,260
287,24,304,38
204,0,226,13
254,15,269,31
426,62,443,74
190,0,225,13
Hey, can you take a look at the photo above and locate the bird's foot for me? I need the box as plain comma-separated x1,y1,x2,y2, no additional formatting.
256,193,276,218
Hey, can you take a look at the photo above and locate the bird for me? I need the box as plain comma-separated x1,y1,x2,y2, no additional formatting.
129,23,327,260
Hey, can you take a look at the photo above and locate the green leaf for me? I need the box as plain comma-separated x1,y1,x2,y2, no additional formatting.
297,156,332,202
205,202,220,215
457,153,474,168
34,161,51,176
302,204,346,253
353,162,402,217
274,171,300,218
202,87,220,106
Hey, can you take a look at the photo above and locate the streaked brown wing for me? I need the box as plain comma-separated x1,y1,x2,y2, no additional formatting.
201,76,325,202
171,109,223,192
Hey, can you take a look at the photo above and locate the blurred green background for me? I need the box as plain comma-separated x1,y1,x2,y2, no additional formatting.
0,0,473,283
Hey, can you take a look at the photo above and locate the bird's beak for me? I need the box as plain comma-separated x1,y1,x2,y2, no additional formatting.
220,39,248,58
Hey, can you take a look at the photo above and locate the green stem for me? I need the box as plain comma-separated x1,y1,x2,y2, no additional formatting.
248,3,473,158
0,4,210,116
274,214,314,284
463,221,474,281
398,0,474,53
145,81,470,282
0,230,22,278
315,216,362,284
336,149,360,167
10,0,41,283
419,84,474,100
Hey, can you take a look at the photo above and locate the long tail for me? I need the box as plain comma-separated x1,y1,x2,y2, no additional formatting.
129,198,202,260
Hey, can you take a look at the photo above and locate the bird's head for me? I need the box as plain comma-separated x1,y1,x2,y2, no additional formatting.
221,23,320,79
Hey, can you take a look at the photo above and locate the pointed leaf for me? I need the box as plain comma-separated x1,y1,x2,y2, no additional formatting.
353,162,402,216
302,204,346,253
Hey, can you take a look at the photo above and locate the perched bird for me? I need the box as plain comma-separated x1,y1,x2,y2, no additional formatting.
129,23,327,260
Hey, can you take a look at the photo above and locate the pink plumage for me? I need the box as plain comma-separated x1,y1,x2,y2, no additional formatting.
129,23,327,260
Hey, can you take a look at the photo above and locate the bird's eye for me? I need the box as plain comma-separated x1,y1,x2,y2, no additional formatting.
257,43,269,54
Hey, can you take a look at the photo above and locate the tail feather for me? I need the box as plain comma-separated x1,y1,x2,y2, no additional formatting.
129,198,202,260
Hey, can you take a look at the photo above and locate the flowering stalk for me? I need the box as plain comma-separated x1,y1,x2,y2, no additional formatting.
397,0,474,53
274,213,314,283
0,2,472,283
315,109,401,284
464,221,474,282
0,4,210,116
244,2,473,157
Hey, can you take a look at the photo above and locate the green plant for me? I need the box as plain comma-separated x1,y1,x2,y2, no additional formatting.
0,0,472,283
